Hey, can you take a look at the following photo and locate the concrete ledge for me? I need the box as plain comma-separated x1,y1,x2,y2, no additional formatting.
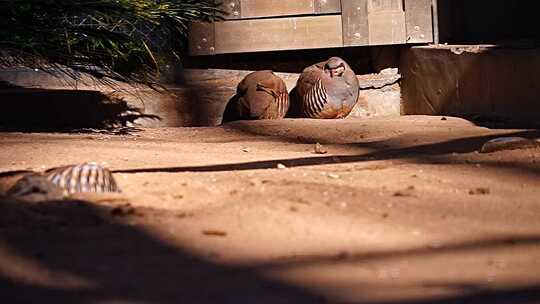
401,45,540,121
0,68,401,128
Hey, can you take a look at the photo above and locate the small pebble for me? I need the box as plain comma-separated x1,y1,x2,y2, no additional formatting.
314,142,328,154
277,163,287,169
327,173,340,179
468,187,490,195
393,191,411,197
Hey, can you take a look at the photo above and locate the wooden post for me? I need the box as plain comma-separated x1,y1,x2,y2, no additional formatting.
342,0,406,46
342,0,370,46
367,0,406,45
188,22,215,56
405,0,434,43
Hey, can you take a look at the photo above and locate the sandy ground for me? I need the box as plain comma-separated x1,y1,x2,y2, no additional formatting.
1,115,540,304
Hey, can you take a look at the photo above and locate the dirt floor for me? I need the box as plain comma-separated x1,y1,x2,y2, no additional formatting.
1,115,540,304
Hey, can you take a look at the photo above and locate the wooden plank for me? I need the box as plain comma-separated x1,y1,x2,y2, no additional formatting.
222,0,343,19
315,0,342,14
214,15,343,54
240,0,315,18
188,22,215,56
367,0,406,45
404,0,433,43
342,0,369,46
220,0,242,19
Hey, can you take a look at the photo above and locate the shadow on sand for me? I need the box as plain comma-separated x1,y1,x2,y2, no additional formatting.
114,129,540,178
0,85,159,133
0,198,539,303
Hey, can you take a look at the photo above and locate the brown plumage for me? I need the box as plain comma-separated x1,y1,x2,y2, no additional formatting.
223,70,289,122
295,57,359,119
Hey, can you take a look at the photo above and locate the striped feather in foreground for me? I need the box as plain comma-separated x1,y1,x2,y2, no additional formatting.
45,163,120,194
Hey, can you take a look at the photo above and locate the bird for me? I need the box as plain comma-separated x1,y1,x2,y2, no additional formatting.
294,57,359,119
3,163,120,202
222,70,289,122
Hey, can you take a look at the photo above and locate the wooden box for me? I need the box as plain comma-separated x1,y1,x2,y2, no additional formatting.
189,0,433,55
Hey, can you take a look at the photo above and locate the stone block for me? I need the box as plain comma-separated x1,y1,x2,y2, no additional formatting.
401,45,540,122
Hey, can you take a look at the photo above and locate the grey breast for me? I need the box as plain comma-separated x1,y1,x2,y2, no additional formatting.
44,163,121,193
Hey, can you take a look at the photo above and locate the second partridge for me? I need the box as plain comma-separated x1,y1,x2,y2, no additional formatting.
295,57,359,119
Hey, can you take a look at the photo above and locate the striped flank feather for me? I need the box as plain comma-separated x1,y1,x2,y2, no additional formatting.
44,163,120,193
302,78,328,118
275,91,290,118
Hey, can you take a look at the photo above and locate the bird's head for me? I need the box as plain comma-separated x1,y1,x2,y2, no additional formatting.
324,57,347,78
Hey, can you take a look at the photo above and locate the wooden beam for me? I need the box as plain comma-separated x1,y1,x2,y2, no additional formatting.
405,0,434,43
221,0,343,19
188,22,215,56
214,15,343,54
342,0,370,46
